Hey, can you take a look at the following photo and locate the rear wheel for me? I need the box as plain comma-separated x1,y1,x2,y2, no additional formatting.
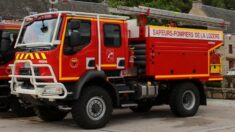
169,82,200,117
130,102,152,113
72,86,113,129
35,106,68,122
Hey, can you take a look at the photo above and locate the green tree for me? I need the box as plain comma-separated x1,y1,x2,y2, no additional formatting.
224,0,235,10
107,0,193,13
202,0,225,8
202,0,235,10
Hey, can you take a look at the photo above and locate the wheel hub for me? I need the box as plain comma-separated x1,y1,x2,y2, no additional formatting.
91,103,101,113
86,96,106,121
182,90,196,110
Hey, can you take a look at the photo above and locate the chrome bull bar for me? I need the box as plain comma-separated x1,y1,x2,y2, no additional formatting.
9,60,68,99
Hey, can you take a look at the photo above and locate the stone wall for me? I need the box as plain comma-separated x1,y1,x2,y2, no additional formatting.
206,87,235,99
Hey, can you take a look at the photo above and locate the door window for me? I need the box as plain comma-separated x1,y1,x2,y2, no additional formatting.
103,24,121,47
63,19,91,55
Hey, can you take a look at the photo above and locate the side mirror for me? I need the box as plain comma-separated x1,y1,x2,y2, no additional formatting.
70,20,81,30
64,32,81,55
0,32,11,52
70,31,81,47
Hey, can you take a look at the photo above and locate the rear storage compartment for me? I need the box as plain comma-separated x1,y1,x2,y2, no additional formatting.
143,26,223,80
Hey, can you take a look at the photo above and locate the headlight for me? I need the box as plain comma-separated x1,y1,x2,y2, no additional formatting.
43,87,63,95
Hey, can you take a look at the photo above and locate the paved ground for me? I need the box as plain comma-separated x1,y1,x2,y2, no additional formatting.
0,99,234,132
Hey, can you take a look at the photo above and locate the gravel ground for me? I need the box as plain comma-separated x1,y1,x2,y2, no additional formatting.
0,99,234,132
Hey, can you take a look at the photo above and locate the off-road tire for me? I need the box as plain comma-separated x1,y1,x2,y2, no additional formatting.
72,86,113,129
169,82,200,117
35,106,68,122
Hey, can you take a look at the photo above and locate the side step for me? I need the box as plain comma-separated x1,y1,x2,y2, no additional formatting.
115,84,135,94
108,76,124,79
121,103,138,107
119,90,135,94
0,85,9,88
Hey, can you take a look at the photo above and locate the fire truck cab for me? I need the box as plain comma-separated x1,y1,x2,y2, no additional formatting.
10,9,224,129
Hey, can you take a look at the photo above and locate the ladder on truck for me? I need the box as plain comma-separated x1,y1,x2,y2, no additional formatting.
110,6,230,29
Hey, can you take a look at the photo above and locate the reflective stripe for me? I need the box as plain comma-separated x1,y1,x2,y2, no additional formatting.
41,53,47,59
20,54,25,59
16,53,47,60
35,53,40,59
24,54,29,59
29,53,34,59
15,54,20,59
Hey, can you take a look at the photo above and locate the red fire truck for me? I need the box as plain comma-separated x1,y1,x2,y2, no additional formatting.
0,21,34,116
9,6,225,129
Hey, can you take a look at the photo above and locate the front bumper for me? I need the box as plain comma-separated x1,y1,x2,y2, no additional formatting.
9,60,68,100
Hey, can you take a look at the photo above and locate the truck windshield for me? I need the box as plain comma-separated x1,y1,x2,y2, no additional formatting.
19,18,58,46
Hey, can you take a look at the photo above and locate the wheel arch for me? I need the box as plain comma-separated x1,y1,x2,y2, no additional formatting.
72,70,119,107
168,80,207,105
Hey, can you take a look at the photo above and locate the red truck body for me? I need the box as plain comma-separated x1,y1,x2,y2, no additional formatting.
144,26,222,81
13,17,223,82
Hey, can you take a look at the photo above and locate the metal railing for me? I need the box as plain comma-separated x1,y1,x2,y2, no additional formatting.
9,60,68,99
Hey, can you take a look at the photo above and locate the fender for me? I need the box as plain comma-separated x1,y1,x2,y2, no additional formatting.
67,70,119,106
73,70,106,99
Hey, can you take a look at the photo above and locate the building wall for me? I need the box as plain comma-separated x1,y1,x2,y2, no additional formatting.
218,35,235,75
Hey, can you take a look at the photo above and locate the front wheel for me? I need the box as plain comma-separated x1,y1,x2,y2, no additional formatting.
72,86,113,129
169,82,200,117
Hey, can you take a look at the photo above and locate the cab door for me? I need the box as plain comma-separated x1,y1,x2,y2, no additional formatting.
60,18,97,81
100,22,126,71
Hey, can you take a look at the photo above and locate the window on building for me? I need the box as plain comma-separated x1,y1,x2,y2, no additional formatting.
229,44,233,54
103,24,121,47
229,60,234,69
